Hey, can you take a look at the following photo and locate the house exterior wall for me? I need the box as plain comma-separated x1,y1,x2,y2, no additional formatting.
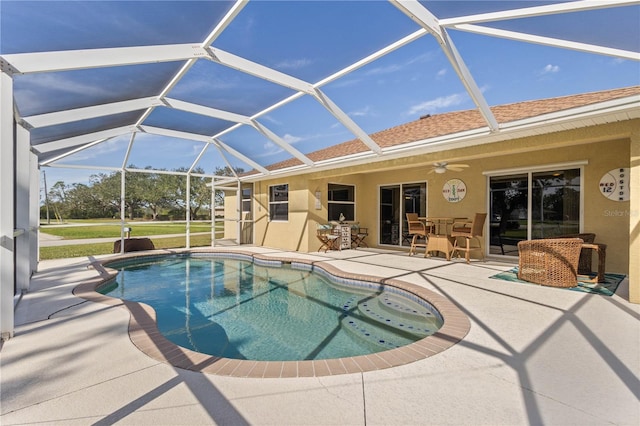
239,120,636,276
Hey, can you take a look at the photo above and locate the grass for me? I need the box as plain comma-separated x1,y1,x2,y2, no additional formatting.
41,223,214,239
39,234,214,260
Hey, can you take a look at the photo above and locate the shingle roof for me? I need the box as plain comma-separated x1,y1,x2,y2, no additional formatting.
259,85,640,173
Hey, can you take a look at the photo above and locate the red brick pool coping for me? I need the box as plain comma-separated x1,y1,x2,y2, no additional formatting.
74,249,471,378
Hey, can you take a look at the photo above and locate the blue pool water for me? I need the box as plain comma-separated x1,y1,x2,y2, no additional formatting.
101,254,443,361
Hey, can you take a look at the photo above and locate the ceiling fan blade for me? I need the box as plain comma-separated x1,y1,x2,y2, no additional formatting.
447,163,469,169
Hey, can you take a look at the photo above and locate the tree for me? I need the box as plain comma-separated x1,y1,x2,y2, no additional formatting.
213,166,244,207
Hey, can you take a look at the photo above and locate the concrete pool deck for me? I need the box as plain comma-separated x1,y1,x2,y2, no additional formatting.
1,247,638,425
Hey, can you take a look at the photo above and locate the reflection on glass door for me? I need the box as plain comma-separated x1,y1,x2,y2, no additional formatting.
380,186,400,245
489,175,528,255
489,168,581,256
532,169,580,238
380,182,426,247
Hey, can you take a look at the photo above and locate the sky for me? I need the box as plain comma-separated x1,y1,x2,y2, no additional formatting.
1,0,639,192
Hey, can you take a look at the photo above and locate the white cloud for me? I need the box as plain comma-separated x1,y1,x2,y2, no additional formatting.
540,64,560,75
407,92,467,116
349,105,372,117
436,68,447,78
282,133,302,144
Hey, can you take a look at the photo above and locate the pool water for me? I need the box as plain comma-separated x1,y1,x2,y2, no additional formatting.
101,255,443,361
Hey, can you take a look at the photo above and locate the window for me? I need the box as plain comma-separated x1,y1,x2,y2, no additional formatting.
269,184,288,221
328,183,355,221
241,188,252,213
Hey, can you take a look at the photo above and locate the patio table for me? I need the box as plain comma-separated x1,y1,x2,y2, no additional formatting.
419,217,467,260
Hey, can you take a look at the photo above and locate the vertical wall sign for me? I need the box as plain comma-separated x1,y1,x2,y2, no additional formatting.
442,179,466,203
599,168,629,201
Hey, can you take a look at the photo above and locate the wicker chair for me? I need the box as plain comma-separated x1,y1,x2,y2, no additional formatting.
406,213,428,255
517,238,583,288
556,233,596,275
450,213,487,263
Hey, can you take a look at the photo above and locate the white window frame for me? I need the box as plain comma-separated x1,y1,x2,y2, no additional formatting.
268,183,289,222
327,183,356,222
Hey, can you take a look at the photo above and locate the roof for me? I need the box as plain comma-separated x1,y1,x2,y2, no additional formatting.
259,85,640,173
1,0,639,185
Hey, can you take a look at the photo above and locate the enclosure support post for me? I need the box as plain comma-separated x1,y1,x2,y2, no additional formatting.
211,178,216,247
237,180,241,245
0,71,15,340
15,125,31,293
120,169,125,254
186,173,191,249
30,152,39,273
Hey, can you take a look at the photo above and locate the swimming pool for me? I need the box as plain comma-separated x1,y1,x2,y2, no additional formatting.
101,253,443,361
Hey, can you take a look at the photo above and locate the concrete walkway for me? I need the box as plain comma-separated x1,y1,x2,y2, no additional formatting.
1,247,638,425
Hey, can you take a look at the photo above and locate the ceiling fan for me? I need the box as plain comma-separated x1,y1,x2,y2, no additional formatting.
428,162,469,174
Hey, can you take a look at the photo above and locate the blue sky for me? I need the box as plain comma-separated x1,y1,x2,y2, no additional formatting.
1,1,639,189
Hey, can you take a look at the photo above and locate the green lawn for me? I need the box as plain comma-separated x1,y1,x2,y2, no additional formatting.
41,223,215,239
39,234,214,260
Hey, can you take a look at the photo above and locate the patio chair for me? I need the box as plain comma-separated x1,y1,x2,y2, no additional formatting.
406,213,428,256
450,213,487,263
317,224,339,252
517,238,583,287
350,223,368,248
557,233,596,275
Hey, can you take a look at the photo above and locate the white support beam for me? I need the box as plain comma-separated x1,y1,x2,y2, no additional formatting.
3,44,208,75
164,98,252,124
189,144,210,174
251,120,315,167
186,172,191,249
313,88,382,154
391,0,499,132
451,24,640,61
22,97,162,128
15,125,31,293
34,126,134,155
139,125,212,142
211,139,270,175
122,133,136,169
439,0,640,26
40,138,112,166
29,152,39,273
120,169,126,254
236,180,241,246
133,2,248,133
1,71,15,340
206,47,316,95
203,0,249,47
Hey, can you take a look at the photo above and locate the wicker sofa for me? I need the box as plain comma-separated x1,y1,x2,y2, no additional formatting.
517,238,584,288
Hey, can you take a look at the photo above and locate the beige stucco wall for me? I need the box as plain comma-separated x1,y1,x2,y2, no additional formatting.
237,120,636,276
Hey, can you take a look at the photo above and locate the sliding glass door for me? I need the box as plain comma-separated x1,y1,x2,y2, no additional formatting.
379,182,426,247
489,168,581,256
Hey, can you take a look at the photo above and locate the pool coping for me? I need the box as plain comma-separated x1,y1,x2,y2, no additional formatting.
73,248,471,378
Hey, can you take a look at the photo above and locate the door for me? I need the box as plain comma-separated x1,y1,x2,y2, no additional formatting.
379,182,427,247
240,185,253,244
489,168,581,256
